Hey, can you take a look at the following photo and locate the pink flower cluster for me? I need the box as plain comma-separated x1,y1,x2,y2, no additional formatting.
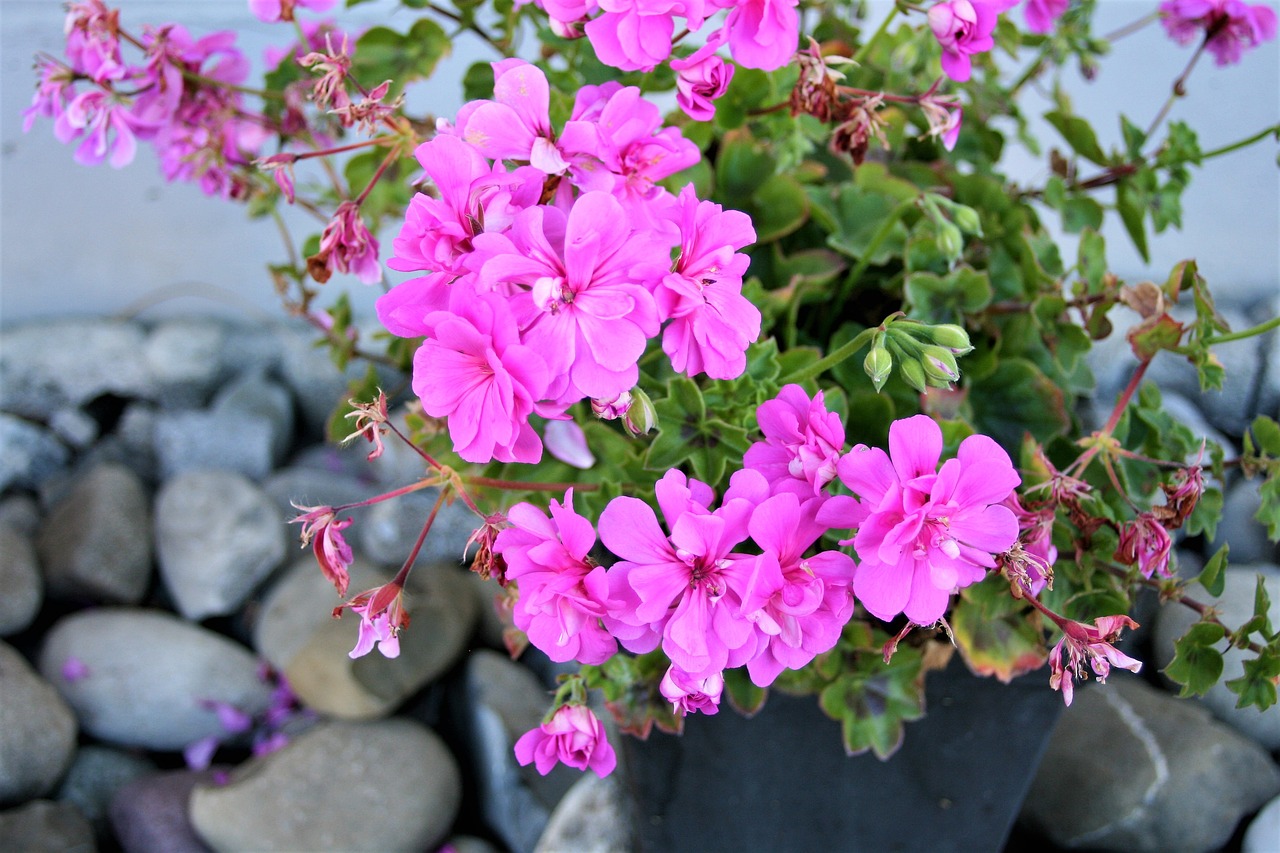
377,60,760,465
1160,0,1277,65
25,1,269,198
494,388,1025,757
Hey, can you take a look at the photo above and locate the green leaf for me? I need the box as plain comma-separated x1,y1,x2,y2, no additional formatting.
817,648,925,761
1184,485,1223,541
949,576,1048,683
1120,114,1147,160
1259,475,1280,541
1163,621,1226,697
1197,544,1229,597
1226,646,1280,711
751,174,810,243
1062,196,1104,233
1045,109,1109,166
1116,182,1150,262
968,358,1070,449
351,20,451,92
816,185,910,264
715,131,775,200
723,667,768,717
1250,415,1280,456
904,267,993,324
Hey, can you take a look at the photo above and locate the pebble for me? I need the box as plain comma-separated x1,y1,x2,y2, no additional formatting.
534,774,631,853
1153,564,1280,750
210,370,295,468
1021,674,1280,851
0,641,78,807
143,318,228,409
38,608,273,751
55,746,154,835
154,469,287,620
1209,479,1279,566
254,558,476,719
0,413,69,493
188,719,461,853
109,768,228,853
261,464,372,522
460,649,573,853
0,524,43,636
36,463,152,604
0,319,152,421
1243,794,1280,853
153,408,278,482
0,799,96,853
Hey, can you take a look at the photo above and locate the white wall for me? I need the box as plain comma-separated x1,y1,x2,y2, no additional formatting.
1,1,1276,325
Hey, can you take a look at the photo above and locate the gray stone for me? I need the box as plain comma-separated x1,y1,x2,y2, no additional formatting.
220,323,287,382
110,768,226,853
0,524,42,636
144,319,228,409
1243,794,1280,853
1154,564,1280,749
154,409,278,482
56,746,154,834
448,835,503,853
155,469,286,620
534,774,631,853
359,488,476,570
0,641,78,806
0,494,41,536
189,720,461,853
36,463,152,604
462,649,574,853
365,406,436,487
49,406,100,450
279,324,358,439
38,608,273,751
1209,478,1278,567
0,319,152,420
261,465,372,523
1021,674,1280,852
254,558,476,719
0,413,69,493
0,799,95,853
211,371,295,467
113,402,160,480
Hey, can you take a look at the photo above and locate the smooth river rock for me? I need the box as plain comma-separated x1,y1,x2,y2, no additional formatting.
189,719,461,853
0,641,78,806
38,608,273,751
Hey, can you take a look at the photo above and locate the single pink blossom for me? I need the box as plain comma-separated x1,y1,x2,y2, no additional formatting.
290,503,354,596
1001,493,1055,597
64,1,126,83
714,0,802,71
1160,0,1277,65
670,42,735,121
1023,0,1069,33
660,665,725,715
414,290,550,464
250,0,339,24
1048,615,1143,706
335,582,408,659
494,490,620,665
825,415,1020,626
1114,512,1173,579
743,384,844,500
514,704,617,777
310,201,381,284
919,81,963,151
927,0,1015,82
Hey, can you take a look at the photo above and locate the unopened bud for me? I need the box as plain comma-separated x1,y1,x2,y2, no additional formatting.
950,204,982,236
926,323,973,355
898,358,928,393
920,345,961,386
936,222,964,261
623,388,658,436
864,346,893,392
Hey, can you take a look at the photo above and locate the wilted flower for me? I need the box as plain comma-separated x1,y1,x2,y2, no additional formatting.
1048,615,1143,706
308,200,381,284
1114,512,1173,579
290,503,354,596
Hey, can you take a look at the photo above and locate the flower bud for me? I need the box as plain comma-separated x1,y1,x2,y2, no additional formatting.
898,357,928,393
936,221,964,261
926,323,974,355
623,388,658,436
920,345,961,386
864,345,893,392
949,204,983,236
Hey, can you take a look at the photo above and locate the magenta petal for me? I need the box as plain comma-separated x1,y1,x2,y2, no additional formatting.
852,558,912,622
888,415,943,483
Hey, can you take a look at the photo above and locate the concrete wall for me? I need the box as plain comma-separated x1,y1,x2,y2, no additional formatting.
1,1,1276,324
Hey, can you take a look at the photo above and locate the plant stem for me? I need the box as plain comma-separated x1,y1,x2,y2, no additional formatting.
1101,11,1159,43
853,3,901,65
1143,37,1208,142
1171,314,1280,353
1069,357,1151,477
463,476,600,493
428,2,509,55
783,325,879,385
353,145,400,206
833,196,918,304
391,489,446,587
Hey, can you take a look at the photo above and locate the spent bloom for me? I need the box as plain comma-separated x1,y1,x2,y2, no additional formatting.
290,503,354,596
1160,0,1278,66
309,200,381,285
514,704,617,777
1048,615,1143,706
820,415,1020,626
1114,512,1174,579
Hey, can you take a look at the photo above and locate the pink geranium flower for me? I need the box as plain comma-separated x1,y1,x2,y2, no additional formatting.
714,0,802,71
1048,615,1143,706
743,384,844,500
249,0,339,23
927,0,1015,82
1023,0,1069,34
660,665,725,715
290,503,354,596
1160,0,1277,65
494,490,620,665
336,581,408,659
671,43,735,121
514,704,617,777
657,185,760,381
826,414,1020,626
413,290,550,464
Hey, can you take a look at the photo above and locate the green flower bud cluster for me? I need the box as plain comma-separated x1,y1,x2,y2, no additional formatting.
922,193,984,264
875,319,974,393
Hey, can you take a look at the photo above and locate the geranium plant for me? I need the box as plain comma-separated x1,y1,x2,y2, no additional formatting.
27,0,1280,767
